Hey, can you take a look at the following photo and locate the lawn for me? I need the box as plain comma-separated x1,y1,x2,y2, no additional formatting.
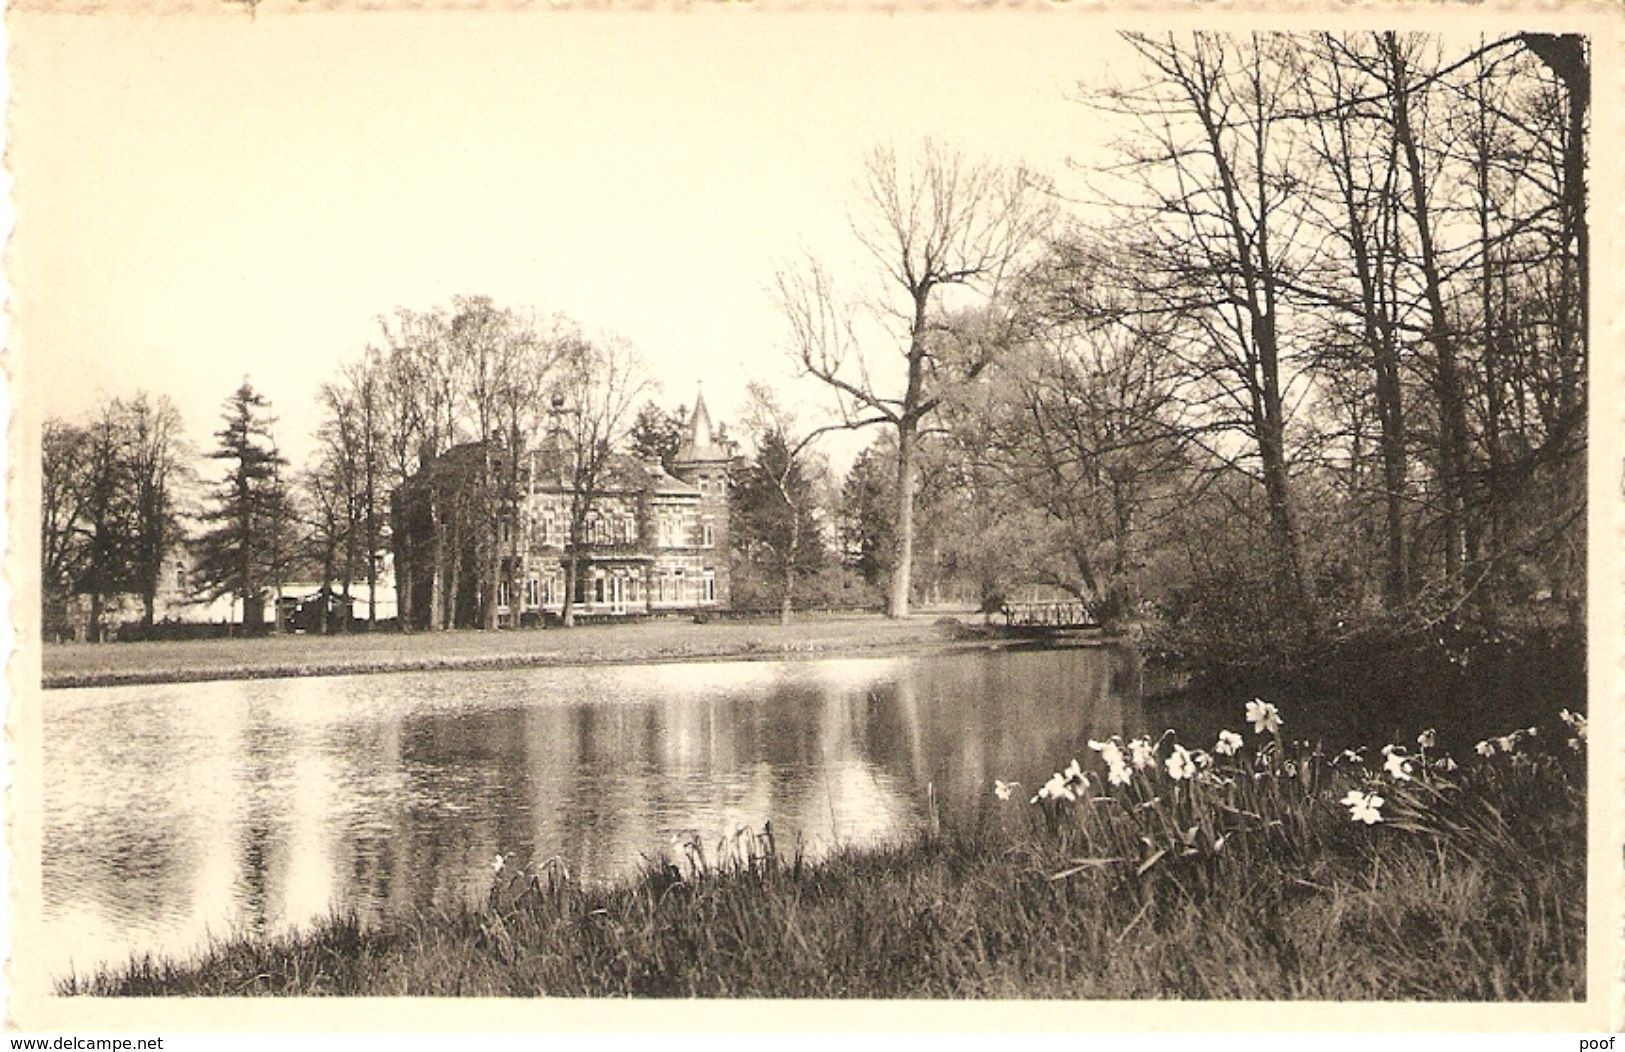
41,612,970,689
61,701,1586,999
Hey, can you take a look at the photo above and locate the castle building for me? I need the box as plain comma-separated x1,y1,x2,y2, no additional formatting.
394,397,733,628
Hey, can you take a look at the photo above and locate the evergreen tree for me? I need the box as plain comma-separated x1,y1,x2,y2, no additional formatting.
192,382,291,634
838,443,895,589
628,401,687,472
730,429,826,617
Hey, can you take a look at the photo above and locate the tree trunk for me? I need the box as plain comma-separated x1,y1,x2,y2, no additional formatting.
319,544,335,635
780,499,800,628
243,593,264,635
1476,104,1505,613
1386,33,1471,599
1253,315,1305,610
561,550,578,627
889,420,918,619
445,516,463,630
397,534,414,633
429,498,446,632
341,523,356,634
485,520,500,631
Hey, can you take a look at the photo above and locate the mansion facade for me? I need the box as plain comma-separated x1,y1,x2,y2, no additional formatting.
394,398,732,628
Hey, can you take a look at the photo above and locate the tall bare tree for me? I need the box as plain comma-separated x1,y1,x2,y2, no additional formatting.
1100,33,1313,612
122,393,190,629
781,140,1050,617
41,419,94,630
553,335,648,628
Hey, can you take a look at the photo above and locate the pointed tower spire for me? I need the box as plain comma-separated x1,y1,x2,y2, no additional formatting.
675,389,726,464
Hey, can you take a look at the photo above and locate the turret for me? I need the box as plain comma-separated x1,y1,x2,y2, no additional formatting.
670,391,732,608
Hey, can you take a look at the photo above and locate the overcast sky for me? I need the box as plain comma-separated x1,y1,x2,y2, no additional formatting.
14,10,1138,469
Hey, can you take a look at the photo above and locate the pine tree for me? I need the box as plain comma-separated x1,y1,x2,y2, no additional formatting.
192,382,291,634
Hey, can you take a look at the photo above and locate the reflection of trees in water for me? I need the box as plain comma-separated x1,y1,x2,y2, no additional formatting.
43,647,1147,975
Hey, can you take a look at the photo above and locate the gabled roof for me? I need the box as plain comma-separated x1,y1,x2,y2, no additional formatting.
529,447,699,498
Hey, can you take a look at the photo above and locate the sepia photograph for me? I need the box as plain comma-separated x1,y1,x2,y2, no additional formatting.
5,2,1615,1029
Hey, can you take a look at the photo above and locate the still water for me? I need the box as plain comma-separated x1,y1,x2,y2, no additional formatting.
45,644,1175,978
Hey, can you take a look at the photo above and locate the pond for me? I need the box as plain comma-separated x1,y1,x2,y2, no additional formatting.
42,643,1246,979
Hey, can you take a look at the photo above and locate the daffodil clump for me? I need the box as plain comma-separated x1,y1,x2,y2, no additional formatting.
996,699,1586,883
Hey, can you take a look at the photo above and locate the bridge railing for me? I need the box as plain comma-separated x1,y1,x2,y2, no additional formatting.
1000,602,1096,629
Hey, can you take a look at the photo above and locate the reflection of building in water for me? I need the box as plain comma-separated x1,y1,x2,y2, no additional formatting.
41,648,1154,980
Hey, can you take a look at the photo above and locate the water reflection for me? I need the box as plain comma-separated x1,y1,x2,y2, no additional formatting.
43,645,1146,978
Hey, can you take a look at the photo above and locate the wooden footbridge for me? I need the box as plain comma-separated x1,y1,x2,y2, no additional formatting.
997,601,1101,635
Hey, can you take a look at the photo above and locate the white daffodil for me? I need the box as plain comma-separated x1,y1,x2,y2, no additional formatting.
1341,790,1385,825
1382,750,1413,782
1215,730,1243,757
993,780,1018,801
1417,728,1437,750
1088,737,1126,769
492,853,506,874
1475,740,1496,758
1033,767,1087,803
1128,737,1157,770
1165,744,1196,781
1245,699,1283,735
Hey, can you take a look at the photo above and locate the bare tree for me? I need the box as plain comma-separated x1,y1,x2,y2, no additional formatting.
41,419,94,629
1099,33,1313,612
782,140,1050,618
122,393,190,629
1291,32,1415,608
553,335,649,628
376,306,462,629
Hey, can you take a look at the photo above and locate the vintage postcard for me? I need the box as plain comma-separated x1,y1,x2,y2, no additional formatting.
4,0,1620,1033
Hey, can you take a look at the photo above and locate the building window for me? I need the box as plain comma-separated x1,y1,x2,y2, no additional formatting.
175,562,186,590
593,573,605,604
701,517,714,548
702,570,716,604
498,579,511,608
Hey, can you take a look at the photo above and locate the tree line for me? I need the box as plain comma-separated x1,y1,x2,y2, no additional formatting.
41,297,855,639
43,31,1586,676
772,31,1586,673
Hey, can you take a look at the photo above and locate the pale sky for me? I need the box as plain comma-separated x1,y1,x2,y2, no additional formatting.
13,9,1131,470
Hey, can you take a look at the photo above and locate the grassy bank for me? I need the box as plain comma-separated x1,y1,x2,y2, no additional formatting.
63,702,1585,999
42,613,973,689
